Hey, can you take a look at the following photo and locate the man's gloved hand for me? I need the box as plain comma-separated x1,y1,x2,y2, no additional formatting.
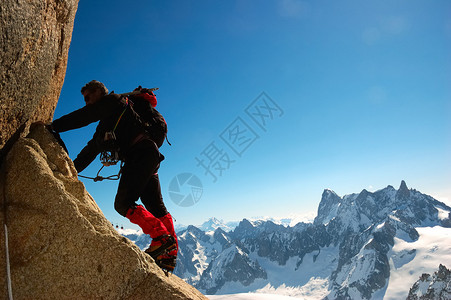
45,123,55,133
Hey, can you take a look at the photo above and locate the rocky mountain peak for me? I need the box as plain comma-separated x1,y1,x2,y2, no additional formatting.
187,224,205,235
322,188,340,199
314,188,342,225
203,217,221,227
396,179,411,199
232,219,255,238
355,188,371,204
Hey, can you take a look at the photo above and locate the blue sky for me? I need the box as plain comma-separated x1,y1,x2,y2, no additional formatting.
54,0,450,228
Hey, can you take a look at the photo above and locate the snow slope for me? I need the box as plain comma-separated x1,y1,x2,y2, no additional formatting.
384,226,451,299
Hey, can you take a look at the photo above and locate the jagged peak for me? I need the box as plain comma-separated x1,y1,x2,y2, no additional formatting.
438,264,450,272
396,180,411,199
200,217,223,229
408,264,451,299
187,224,204,234
241,218,253,224
213,227,230,244
235,218,254,230
323,188,338,196
400,180,408,191
321,189,342,204
314,189,343,225
213,227,226,234
206,217,221,223
355,189,372,204
358,188,370,197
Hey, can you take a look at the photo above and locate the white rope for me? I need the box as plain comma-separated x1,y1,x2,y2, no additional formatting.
4,223,13,300
3,168,13,300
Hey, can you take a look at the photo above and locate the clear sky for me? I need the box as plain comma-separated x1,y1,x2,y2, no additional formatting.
54,0,450,228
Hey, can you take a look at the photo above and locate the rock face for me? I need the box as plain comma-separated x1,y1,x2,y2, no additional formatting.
0,125,207,300
0,0,79,150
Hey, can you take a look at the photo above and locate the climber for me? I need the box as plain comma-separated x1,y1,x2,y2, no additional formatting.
49,80,178,272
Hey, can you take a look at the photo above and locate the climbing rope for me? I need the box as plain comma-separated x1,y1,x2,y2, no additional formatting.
78,162,124,182
3,224,13,300
3,170,13,300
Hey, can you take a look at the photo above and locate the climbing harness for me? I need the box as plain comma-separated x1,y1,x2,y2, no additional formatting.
78,162,124,182
79,96,129,181
99,97,130,167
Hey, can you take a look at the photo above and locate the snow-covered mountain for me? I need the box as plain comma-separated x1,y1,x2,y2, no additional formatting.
174,218,237,233
117,228,151,250
118,218,237,249
118,181,451,299
175,215,313,234
197,218,239,233
174,181,451,299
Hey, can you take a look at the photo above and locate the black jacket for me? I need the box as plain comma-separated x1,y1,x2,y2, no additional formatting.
52,93,146,172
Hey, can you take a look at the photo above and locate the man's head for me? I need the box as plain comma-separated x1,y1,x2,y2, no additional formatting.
81,80,108,105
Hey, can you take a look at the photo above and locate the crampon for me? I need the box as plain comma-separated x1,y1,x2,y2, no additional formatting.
155,256,177,276
145,235,177,275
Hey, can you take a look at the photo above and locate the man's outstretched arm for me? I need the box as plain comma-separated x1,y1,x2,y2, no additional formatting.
73,137,99,173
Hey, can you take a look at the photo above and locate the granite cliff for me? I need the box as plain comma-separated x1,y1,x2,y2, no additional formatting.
0,125,206,299
0,0,78,152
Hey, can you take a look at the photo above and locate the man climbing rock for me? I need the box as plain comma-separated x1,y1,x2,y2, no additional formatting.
50,80,178,273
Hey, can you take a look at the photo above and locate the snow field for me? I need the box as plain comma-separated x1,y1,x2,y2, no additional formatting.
212,246,339,298
384,226,451,300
